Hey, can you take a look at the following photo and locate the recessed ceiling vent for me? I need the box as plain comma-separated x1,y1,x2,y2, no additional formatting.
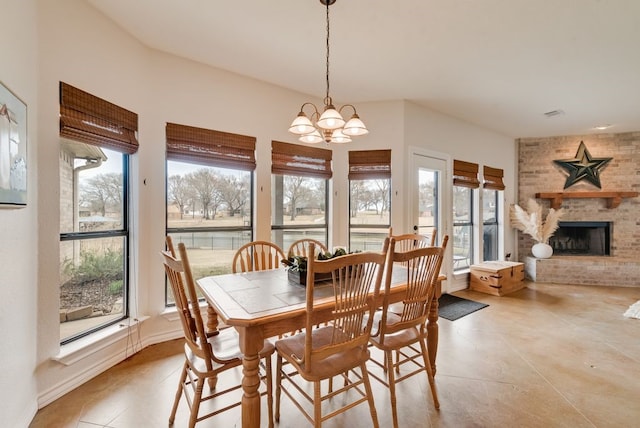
544,109,565,118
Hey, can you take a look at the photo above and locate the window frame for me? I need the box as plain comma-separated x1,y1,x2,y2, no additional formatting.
165,123,256,306
347,150,392,252
58,82,137,344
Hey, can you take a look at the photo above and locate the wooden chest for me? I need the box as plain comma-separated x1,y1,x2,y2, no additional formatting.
469,261,525,296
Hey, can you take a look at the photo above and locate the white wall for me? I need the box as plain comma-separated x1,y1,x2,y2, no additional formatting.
0,1,38,426
0,0,516,424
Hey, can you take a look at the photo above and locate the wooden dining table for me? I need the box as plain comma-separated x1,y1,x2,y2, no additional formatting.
197,267,444,428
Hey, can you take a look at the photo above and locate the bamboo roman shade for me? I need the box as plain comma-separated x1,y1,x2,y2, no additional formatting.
271,141,332,179
483,165,505,190
59,82,139,154
166,123,256,171
453,160,480,188
348,149,391,180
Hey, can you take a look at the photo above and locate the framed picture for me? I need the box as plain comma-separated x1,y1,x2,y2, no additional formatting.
0,81,27,207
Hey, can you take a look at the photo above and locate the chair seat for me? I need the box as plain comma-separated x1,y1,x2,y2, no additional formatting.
186,328,275,374
369,323,423,351
276,326,370,381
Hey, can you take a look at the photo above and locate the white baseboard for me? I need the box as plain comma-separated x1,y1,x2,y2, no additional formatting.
38,325,182,408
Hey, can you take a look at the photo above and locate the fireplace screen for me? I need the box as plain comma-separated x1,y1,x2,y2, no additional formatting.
549,221,611,256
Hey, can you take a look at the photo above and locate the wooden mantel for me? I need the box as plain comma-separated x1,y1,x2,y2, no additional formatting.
535,191,639,209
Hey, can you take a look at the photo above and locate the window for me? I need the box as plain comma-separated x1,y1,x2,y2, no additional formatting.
482,166,505,261
349,150,391,252
59,82,137,344
452,160,479,271
165,123,255,305
271,141,331,252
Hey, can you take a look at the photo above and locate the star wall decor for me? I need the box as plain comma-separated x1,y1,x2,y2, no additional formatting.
553,141,612,189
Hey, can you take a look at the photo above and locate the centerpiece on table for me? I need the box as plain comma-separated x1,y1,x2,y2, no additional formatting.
509,198,563,259
282,247,350,286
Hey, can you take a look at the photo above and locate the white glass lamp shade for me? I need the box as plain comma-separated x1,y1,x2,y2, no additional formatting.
342,114,369,136
330,128,352,144
289,113,315,135
299,129,324,144
317,105,345,130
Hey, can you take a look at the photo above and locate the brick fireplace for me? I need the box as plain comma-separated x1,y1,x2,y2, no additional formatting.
516,132,640,287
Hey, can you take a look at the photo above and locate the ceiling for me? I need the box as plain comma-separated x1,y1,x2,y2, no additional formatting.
86,0,640,138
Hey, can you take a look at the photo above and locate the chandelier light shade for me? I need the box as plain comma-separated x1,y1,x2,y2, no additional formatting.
289,0,368,144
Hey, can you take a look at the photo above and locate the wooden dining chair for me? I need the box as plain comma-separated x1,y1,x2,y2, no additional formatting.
367,235,448,428
274,239,392,428
232,240,285,273
386,229,437,315
162,242,275,427
390,227,437,254
166,235,223,335
286,238,328,259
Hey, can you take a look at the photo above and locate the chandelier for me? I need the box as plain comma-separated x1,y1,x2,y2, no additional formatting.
288,0,368,144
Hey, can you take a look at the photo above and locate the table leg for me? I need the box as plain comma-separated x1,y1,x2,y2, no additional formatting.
427,278,442,376
206,304,219,335
238,327,263,428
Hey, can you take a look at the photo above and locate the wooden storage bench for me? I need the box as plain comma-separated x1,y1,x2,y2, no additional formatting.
469,261,525,296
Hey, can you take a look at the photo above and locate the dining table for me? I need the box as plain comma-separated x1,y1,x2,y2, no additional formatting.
197,267,444,428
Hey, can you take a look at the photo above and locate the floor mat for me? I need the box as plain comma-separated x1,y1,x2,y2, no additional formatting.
438,294,489,321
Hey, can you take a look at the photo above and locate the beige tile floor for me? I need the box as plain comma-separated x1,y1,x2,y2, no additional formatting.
30,281,640,428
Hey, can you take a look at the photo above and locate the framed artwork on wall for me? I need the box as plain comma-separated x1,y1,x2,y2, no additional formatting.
0,81,27,207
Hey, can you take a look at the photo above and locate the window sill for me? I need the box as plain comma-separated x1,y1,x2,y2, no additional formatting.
53,316,149,366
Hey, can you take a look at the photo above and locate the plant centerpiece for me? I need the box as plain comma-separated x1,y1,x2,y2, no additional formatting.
510,198,564,258
282,247,350,286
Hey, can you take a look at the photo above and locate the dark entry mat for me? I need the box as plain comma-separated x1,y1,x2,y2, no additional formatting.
438,294,488,321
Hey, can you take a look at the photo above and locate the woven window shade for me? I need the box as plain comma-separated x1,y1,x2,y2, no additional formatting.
453,159,480,188
166,123,256,171
483,165,505,190
271,141,332,179
59,82,138,154
348,149,391,180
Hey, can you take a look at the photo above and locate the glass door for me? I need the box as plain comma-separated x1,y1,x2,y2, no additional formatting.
409,150,451,290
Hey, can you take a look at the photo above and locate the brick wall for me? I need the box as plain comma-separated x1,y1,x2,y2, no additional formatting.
516,132,640,286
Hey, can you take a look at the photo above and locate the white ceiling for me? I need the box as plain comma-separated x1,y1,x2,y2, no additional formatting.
86,0,640,138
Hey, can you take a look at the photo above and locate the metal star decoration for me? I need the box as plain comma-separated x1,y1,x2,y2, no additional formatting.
553,141,612,189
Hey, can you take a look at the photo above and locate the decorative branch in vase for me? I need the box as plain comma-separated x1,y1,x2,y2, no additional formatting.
510,198,564,258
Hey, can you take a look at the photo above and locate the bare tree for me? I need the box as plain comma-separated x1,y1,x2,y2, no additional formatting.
349,180,370,218
372,179,390,217
284,176,314,221
218,174,249,217
168,174,191,219
187,169,221,220
80,172,122,216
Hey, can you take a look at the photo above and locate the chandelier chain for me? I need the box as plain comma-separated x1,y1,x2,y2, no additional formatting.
325,1,330,103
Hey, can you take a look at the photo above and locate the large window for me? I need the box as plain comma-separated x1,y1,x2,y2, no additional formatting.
165,123,255,305
452,160,479,271
271,141,331,253
349,150,391,252
58,82,137,343
482,166,505,261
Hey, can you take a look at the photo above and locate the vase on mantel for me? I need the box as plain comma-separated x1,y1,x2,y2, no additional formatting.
531,242,553,259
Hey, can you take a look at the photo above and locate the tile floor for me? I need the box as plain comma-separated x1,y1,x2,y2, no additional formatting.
30,281,640,427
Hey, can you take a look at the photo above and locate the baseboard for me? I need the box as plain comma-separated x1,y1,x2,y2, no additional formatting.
38,328,182,408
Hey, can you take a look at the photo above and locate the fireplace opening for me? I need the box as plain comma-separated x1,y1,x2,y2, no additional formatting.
549,221,611,256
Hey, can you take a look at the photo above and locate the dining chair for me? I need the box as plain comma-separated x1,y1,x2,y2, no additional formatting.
162,242,275,428
286,238,328,259
166,235,223,335
367,235,448,428
386,229,437,315
390,227,437,254
274,239,392,428
232,240,285,273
